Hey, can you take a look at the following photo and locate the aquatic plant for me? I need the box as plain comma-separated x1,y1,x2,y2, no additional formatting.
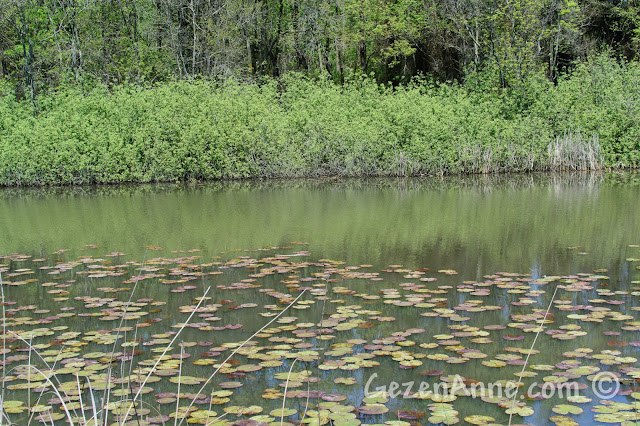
0,244,639,424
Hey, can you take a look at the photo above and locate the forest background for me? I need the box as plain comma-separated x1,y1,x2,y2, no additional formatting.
0,0,638,184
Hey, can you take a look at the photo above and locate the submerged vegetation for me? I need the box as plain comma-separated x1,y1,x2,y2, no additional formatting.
0,244,640,424
0,54,639,186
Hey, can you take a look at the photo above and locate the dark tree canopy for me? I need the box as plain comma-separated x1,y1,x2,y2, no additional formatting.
0,0,638,100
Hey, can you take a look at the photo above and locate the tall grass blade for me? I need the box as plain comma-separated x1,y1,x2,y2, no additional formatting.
508,284,559,425
174,345,184,426
179,289,308,426
120,286,211,422
280,358,301,426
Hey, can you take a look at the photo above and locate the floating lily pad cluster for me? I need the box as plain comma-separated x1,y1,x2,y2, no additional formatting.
0,244,639,425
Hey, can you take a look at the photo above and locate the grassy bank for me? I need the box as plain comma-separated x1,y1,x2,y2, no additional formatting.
0,55,638,186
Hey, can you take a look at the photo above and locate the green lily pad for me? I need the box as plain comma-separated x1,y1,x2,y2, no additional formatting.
464,415,496,425
551,405,583,415
270,408,297,417
358,404,389,415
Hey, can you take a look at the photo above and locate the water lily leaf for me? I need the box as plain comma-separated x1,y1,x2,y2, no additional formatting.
29,404,53,413
566,395,591,403
250,415,275,423
427,414,459,425
362,395,388,404
463,415,496,425
482,360,506,368
334,377,357,385
333,420,361,426
34,412,65,422
329,412,357,421
549,415,579,426
224,406,263,415
551,405,583,415
357,404,389,415
396,410,425,420
2,400,26,414
269,408,297,417
594,413,630,423
505,405,534,417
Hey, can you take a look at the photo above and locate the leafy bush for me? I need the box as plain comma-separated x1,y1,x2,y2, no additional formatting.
0,55,638,186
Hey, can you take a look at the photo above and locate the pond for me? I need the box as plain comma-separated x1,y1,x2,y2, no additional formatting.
0,172,639,425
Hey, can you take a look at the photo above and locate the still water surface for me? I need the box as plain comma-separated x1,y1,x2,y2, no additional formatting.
0,172,639,425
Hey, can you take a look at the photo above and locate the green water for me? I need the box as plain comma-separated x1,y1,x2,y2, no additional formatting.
0,172,639,425
1,173,639,275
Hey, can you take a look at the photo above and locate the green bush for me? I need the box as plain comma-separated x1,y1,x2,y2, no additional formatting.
534,54,640,168
0,55,638,186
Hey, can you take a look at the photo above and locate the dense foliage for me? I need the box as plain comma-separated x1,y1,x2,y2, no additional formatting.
0,0,639,100
0,54,638,185
0,1,638,184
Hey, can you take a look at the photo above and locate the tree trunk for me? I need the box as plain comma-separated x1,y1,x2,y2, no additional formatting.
19,3,36,107
191,0,197,76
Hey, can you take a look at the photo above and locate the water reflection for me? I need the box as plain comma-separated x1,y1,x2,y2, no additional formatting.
1,173,639,282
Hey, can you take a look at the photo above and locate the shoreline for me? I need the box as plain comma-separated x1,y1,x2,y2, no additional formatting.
0,169,637,191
